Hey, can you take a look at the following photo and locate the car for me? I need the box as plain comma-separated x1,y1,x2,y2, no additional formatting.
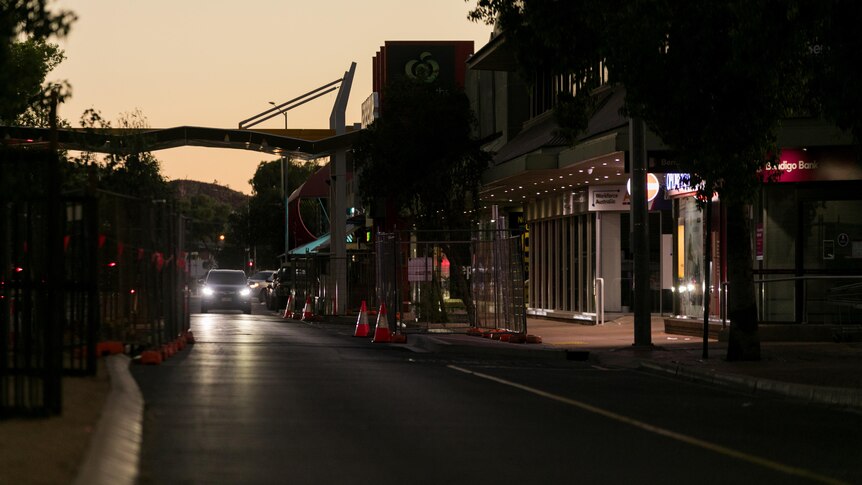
265,267,294,311
199,269,252,314
247,270,275,302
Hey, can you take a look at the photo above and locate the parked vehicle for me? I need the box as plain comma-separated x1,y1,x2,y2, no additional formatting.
264,267,290,311
200,269,252,314
247,270,275,302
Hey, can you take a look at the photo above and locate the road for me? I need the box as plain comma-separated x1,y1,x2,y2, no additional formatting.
131,301,862,484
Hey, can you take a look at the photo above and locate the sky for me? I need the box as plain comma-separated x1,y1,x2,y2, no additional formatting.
49,0,493,194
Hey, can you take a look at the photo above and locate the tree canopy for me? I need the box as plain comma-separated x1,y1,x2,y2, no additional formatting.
72,108,172,201
1,0,75,123
245,158,318,268
353,78,490,232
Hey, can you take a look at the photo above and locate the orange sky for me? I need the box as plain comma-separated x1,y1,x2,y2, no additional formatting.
50,0,493,194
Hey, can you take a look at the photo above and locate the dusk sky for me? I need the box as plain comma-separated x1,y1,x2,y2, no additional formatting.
49,0,493,194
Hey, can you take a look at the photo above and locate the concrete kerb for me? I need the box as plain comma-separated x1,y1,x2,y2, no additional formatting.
639,360,862,409
73,354,143,485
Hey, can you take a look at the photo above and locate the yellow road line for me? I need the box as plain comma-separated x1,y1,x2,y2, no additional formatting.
448,365,847,485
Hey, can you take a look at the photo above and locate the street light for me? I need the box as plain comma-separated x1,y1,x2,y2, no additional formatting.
269,101,287,129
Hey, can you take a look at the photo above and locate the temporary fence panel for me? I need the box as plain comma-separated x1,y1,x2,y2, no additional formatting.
347,250,376,313
1,148,189,418
374,230,526,334
1,149,81,417
473,235,527,333
96,192,188,351
62,197,99,375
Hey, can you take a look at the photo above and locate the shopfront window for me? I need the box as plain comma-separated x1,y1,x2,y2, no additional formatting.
759,183,862,323
677,198,703,318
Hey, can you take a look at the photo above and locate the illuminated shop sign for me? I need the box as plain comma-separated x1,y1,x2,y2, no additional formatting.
588,185,628,211
762,147,862,183
665,173,701,198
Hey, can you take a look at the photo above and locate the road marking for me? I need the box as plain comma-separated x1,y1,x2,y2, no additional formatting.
448,365,847,485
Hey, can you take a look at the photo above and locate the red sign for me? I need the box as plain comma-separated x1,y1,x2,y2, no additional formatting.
762,147,862,183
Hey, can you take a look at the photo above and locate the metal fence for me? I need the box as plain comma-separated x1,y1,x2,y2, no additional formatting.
374,230,527,334
95,192,188,353
1,149,94,417
1,148,188,418
284,250,376,316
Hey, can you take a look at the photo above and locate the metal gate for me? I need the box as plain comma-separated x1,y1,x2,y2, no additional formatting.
374,230,526,334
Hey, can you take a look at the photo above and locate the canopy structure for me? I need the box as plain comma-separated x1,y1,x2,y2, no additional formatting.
288,224,361,256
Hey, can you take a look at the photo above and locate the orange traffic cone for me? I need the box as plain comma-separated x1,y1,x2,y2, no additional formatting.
283,294,295,319
372,303,392,343
301,295,314,321
354,300,370,337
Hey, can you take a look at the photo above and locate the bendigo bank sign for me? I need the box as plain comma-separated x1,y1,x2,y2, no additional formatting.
762,147,862,183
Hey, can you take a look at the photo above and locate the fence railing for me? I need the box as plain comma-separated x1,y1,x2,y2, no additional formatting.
375,230,527,334
2,148,188,418
719,275,862,327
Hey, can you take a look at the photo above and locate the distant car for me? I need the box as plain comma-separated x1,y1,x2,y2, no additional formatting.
265,267,291,311
200,269,252,314
247,270,275,302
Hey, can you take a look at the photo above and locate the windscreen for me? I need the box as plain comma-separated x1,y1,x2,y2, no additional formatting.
207,271,247,285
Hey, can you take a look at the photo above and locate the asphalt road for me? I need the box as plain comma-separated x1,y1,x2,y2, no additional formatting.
131,302,862,484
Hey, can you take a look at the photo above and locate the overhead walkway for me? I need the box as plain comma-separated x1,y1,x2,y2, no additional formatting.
0,125,360,159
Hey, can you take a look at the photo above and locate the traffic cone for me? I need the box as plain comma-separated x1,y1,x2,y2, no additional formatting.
301,295,314,321
372,303,392,343
354,300,370,337
283,294,295,319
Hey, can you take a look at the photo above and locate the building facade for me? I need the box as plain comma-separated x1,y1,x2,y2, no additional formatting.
467,32,862,330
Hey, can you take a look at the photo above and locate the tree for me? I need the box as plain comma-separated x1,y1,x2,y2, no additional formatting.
0,40,68,125
177,193,232,255
803,1,862,143
469,0,857,360
1,1,75,122
73,108,173,201
246,157,319,268
353,78,490,323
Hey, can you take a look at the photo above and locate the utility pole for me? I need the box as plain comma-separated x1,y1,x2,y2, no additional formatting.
630,116,653,348
328,62,356,316
270,101,290,261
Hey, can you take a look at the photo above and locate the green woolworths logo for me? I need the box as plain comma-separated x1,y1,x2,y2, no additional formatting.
405,52,440,83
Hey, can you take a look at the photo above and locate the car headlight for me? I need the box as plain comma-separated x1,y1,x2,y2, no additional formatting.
202,287,214,297
240,288,251,297
250,282,260,288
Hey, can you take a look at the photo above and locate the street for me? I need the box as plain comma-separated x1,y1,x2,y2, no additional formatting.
131,302,862,484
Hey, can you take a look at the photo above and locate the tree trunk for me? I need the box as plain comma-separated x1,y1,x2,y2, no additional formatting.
725,199,761,361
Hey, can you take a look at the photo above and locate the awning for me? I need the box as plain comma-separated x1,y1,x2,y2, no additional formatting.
288,224,361,255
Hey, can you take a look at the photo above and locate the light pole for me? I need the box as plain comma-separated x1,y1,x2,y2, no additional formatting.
269,102,290,262
269,101,287,129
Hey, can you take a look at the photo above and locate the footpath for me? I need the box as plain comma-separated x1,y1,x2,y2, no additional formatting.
2,313,859,485
405,315,862,409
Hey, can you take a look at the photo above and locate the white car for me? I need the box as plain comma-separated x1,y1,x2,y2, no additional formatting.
247,270,276,302
200,269,252,314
